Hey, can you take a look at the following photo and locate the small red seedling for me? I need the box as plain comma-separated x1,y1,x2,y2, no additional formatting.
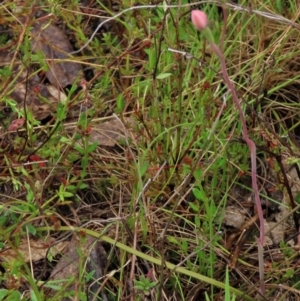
8,118,25,131
32,84,42,94
29,155,46,168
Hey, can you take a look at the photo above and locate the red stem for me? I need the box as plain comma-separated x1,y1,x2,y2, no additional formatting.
209,43,265,245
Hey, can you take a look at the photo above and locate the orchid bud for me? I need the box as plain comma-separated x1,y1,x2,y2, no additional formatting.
191,10,215,43
191,10,208,31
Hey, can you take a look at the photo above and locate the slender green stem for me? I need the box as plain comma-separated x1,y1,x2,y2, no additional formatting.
35,226,254,301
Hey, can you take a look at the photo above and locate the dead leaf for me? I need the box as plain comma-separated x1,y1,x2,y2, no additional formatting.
30,19,82,87
223,206,246,229
89,117,136,147
9,68,68,120
0,55,67,120
0,237,68,262
45,84,67,104
49,235,107,300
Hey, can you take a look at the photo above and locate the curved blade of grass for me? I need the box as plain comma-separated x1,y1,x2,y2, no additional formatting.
36,226,254,301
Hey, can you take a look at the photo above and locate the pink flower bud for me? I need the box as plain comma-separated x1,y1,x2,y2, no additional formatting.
191,10,208,31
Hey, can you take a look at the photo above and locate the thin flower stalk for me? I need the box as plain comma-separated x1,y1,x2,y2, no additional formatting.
191,9,265,293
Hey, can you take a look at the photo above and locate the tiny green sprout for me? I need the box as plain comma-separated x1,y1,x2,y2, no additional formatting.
56,184,74,202
133,274,157,293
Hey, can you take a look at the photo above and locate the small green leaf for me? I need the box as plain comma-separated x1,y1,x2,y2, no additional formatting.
195,215,200,227
0,289,8,301
0,215,7,227
116,94,125,112
78,183,88,189
66,185,76,192
74,145,85,155
134,284,145,291
43,283,62,290
80,170,87,179
0,66,11,77
26,190,34,202
148,281,157,289
26,224,36,235
67,82,78,95
139,161,149,177
57,102,67,120
189,202,199,212
62,191,73,198
57,194,64,202
81,157,89,169
30,289,38,301
276,0,283,13
156,73,172,80
78,291,87,301
85,270,95,282
87,142,98,153
167,236,179,245
192,188,206,201
210,203,217,216
60,136,72,144
193,168,202,180
181,240,188,252
5,290,21,301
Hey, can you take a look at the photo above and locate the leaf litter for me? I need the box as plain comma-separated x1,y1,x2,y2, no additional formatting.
0,237,68,263
29,18,82,88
